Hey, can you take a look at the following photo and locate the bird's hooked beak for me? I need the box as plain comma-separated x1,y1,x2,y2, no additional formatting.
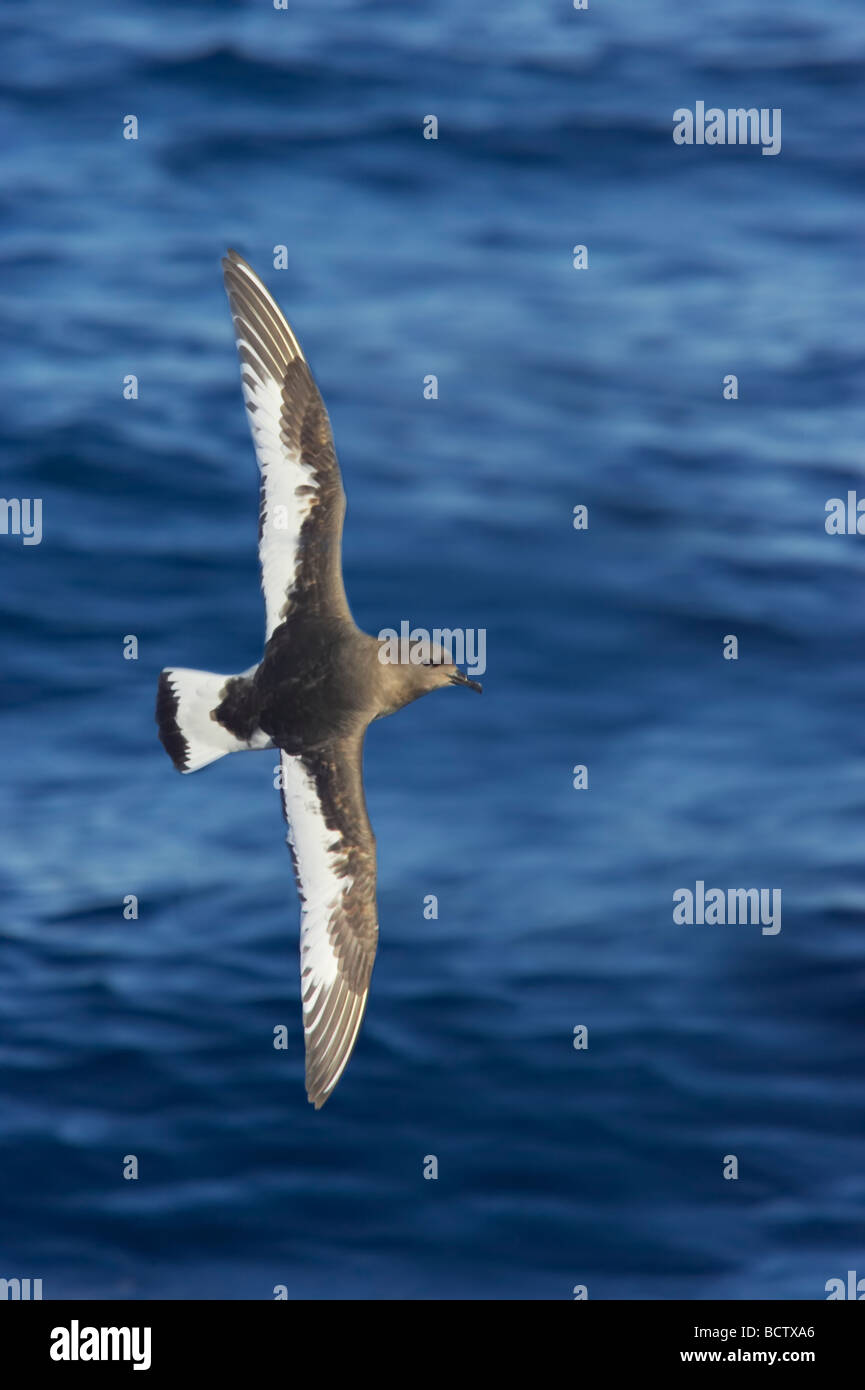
449,670,483,694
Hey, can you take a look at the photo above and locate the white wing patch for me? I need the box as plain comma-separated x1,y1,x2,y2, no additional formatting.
279,751,370,1106
238,351,319,640
280,752,346,997
223,253,319,640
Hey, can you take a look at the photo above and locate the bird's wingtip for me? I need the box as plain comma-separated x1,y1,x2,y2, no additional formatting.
222,247,247,275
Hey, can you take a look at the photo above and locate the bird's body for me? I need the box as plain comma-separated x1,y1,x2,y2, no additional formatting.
218,618,374,753
156,251,481,1108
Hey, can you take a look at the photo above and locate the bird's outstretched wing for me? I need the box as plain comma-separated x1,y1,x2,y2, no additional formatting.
222,248,350,635
278,734,378,1108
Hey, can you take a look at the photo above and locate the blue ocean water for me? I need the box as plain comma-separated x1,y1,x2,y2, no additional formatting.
1,0,864,1299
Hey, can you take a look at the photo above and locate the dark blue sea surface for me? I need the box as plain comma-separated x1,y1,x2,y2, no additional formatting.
1,0,864,1299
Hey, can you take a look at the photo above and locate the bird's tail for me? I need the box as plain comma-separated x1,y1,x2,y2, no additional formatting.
156,667,266,773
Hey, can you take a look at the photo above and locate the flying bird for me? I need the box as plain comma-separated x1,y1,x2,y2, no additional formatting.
156,250,482,1108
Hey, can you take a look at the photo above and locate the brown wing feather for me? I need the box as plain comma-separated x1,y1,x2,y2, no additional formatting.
278,732,378,1108
222,249,351,632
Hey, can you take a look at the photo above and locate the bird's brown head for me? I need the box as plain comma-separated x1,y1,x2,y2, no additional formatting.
375,640,483,714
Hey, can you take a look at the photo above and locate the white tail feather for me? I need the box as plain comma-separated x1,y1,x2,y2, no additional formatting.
156,666,270,773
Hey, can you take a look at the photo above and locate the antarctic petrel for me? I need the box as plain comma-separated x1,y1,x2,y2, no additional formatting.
156,251,481,1107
